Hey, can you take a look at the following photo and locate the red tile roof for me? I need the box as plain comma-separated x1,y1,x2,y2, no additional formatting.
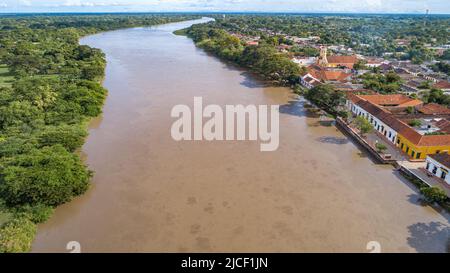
307,65,352,82
433,81,450,90
356,94,423,108
327,55,358,65
349,94,450,147
418,103,450,115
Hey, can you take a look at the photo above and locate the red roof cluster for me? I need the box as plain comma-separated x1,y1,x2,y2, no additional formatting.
307,65,352,82
418,103,450,115
348,94,450,147
327,55,358,69
356,94,423,108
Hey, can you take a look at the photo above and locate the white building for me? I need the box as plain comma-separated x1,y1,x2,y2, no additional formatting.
347,98,398,144
425,153,450,185
291,57,317,67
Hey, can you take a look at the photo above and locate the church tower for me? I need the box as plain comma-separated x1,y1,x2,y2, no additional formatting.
318,46,328,66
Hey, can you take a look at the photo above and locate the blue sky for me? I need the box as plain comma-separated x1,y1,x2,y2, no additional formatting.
1,0,449,14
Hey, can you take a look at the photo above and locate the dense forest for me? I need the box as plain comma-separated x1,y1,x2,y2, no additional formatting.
0,14,199,253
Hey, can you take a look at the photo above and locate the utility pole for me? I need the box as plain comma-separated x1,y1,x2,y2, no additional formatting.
424,9,429,27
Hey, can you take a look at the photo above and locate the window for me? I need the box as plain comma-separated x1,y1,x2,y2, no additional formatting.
406,147,409,154
432,166,437,174
388,132,392,138
411,151,415,158
441,171,447,180
436,150,440,154
397,139,400,144
401,143,404,149
416,153,421,159
426,162,430,170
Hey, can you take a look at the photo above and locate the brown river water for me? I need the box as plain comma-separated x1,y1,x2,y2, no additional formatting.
32,18,449,253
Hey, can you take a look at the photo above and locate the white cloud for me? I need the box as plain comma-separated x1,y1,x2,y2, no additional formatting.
4,0,450,14
19,0,31,6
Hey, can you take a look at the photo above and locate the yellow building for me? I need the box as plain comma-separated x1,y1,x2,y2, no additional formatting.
396,133,450,160
348,93,450,161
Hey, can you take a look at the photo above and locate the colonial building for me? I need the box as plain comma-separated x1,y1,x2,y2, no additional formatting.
318,46,358,69
347,94,450,160
425,153,450,186
300,64,353,89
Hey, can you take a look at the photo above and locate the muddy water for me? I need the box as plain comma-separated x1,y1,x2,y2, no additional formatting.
32,18,449,253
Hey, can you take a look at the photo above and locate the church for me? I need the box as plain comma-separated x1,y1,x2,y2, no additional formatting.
318,46,358,69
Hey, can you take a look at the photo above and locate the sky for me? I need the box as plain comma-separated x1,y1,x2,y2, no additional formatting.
0,0,449,14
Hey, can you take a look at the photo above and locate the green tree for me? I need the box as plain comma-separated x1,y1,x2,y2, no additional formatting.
305,84,345,115
0,217,36,253
408,119,422,127
420,186,448,203
0,145,91,206
37,124,87,152
354,116,373,136
375,142,387,153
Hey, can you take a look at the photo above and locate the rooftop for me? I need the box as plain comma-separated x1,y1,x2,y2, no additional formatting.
307,65,352,83
433,81,450,90
430,153,450,169
418,103,450,115
348,94,450,147
356,94,423,108
327,55,358,64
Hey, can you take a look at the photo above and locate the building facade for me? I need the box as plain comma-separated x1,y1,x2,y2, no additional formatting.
347,94,450,160
425,154,450,185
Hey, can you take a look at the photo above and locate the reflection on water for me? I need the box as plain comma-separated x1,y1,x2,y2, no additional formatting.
32,19,449,253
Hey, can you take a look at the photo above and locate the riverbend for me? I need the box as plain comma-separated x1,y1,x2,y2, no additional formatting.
32,18,449,253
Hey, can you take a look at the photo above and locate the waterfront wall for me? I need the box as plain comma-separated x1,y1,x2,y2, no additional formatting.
335,117,397,165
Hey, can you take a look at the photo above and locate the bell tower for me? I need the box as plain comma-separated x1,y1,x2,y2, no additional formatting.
318,46,328,66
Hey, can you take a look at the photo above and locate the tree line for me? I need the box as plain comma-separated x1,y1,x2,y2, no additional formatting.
185,23,302,85
0,14,199,253
207,14,450,64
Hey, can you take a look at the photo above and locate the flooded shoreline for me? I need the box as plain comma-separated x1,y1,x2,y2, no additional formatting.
32,18,449,253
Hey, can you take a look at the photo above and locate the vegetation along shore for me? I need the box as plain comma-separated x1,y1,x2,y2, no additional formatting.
0,14,200,253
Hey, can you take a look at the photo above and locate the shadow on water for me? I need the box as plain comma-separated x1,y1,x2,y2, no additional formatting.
407,193,429,207
279,98,321,119
333,124,381,164
316,136,349,145
238,71,270,89
406,221,450,253
392,171,450,219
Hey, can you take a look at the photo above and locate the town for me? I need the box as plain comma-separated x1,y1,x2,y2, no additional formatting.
184,14,450,207
0,10,449,254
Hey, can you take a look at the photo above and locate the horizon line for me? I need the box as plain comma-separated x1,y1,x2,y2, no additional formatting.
1,11,450,15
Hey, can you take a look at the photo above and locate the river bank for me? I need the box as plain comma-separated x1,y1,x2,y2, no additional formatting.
0,15,202,253
31,18,449,253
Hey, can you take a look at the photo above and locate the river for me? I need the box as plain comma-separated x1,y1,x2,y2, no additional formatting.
32,18,449,253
